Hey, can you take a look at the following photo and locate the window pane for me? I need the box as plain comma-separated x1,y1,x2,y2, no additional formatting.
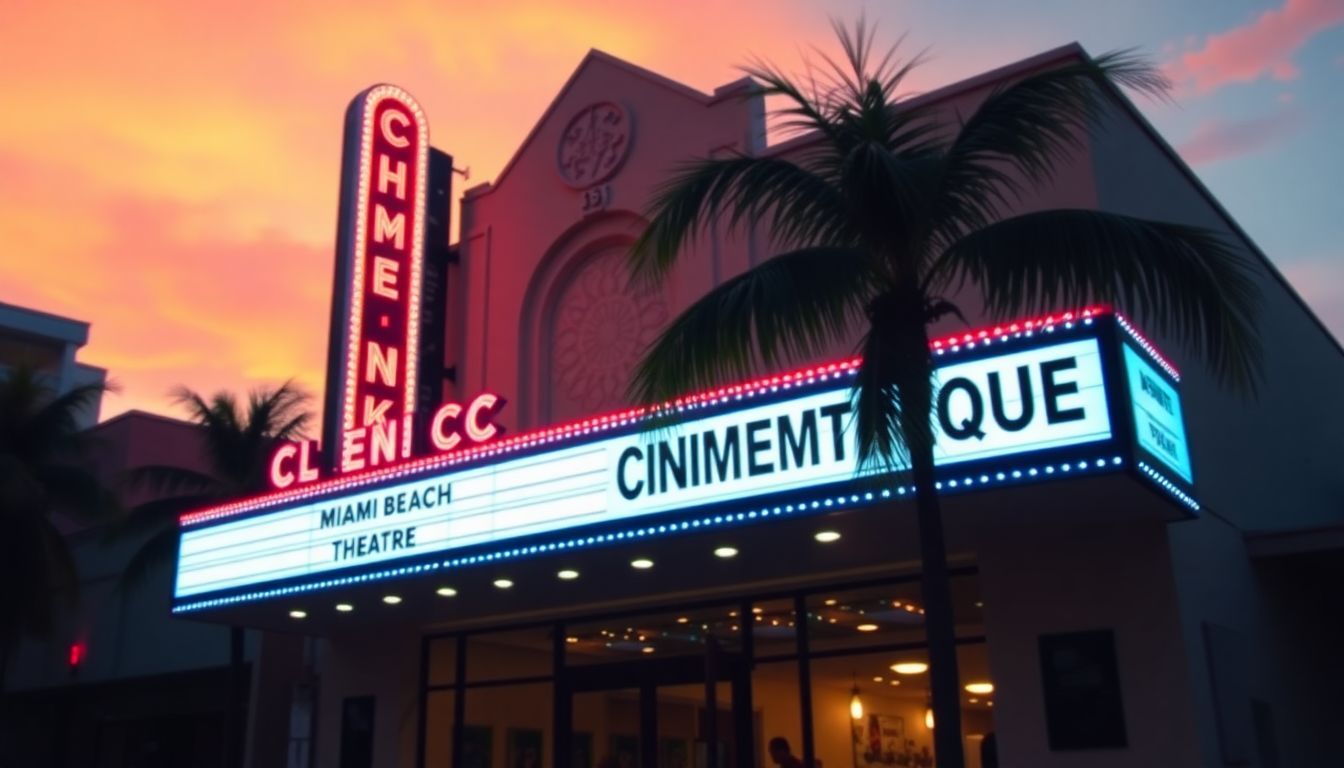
754,661,803,767
467,627,554,682
428,635,457,687
804,643,994,767
423,690,455,767
565,604,740,665
750,598,798,659
805,575,983,654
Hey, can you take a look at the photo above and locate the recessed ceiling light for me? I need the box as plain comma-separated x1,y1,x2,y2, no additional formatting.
566,636,579,644
494,578,514,589
713,546,738,558
824,598,838,606
631,558,654,569
676,617,689,624
641,646,655,654
814,530,841,543
382,595,402,605
857,623,879,632
557,569,580,580
968,698,979,704
752,607,763,614
289,610,307,619
872,676,883,683
888,680,901,687
964,682,994,695
891,662,929,675
436,587,458,597
335,603,354,613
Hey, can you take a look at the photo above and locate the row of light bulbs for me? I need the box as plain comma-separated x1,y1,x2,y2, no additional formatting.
286,528,845,620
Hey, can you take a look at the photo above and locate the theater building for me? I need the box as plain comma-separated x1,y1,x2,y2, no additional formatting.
168,45,1342,768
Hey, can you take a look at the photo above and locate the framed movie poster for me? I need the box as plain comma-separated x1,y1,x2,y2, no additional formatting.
507,728,543,768
851,713,908,767
1039,629,1128,750
461,726,493,768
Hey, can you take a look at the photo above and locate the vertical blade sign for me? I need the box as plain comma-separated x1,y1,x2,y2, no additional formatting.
326,85,430,473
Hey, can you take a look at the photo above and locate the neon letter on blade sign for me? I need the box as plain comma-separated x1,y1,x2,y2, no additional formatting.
332,85,430,474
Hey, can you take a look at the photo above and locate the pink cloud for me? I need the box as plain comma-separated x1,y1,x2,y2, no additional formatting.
1168,0,1344,93
1176,108,1304,166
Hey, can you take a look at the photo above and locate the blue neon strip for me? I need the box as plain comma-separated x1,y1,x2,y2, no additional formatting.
1136,460,1200,512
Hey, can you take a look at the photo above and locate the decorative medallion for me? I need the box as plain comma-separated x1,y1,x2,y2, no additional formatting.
557,102,632,188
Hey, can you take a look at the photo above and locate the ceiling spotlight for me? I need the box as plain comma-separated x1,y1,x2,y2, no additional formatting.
888,679,901,686
335,603,354,613
494,578,514,589
872,676,883,683
289,610,307,619
676,616,689,624
436,587,458,597
566,636,579,644
382,595,402,605
631,558,654,569
891,662,929,675
557,569,580,580
964,682,994,695
824,598,838,606
713,546,738,558
641,646,655,654
857,623,879,632
814,530,841,543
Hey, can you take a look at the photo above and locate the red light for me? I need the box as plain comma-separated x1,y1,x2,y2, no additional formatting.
69,642,85,668
180,306,1123,527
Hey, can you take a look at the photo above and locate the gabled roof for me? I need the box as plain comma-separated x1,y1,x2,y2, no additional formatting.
475,49,754,197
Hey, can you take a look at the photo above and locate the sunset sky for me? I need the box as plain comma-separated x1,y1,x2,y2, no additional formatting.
2,0,1341,423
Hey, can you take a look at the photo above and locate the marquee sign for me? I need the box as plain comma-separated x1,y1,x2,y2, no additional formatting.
325,84,431,473
172,309,1198,613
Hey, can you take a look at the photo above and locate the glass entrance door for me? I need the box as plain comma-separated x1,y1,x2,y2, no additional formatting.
562,649,749,768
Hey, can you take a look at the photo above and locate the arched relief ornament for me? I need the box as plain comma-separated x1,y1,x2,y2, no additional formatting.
549,247,668,416
557,102,632,215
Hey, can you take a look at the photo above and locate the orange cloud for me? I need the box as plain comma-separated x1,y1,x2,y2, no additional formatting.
0,2,997,426
1167,0,1344,93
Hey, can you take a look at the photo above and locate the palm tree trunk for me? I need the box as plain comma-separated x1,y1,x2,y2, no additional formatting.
226,624,245,768
898,325,966,768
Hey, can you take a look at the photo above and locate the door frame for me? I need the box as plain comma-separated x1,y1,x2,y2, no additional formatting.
557,646,750,768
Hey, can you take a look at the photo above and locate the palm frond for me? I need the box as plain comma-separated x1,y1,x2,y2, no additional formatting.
630,156,849,284
123,464,221,497
935,208,1262,390
933,50,1169,248
629,246,876,405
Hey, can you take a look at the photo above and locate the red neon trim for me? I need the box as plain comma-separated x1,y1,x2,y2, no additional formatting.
180,306,1125,527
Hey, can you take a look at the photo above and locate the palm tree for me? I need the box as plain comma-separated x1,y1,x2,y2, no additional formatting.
116,381,311,768
627,22,1259,768
0,366,116,684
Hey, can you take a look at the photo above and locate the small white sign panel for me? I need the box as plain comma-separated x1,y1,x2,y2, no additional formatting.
175,338,1112,599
